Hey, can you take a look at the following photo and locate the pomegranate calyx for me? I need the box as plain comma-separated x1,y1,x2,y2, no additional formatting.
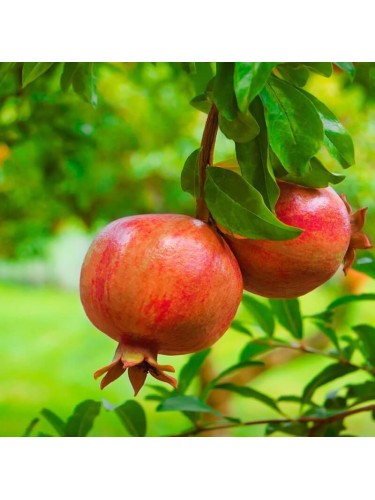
340,195,373,275
94,343,177,395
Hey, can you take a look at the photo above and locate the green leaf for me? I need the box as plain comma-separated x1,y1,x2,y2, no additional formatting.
23,418,40,437
302,364,358,403
241,294,275,336
204,167,302,240
202,360,264,399
115,400,147,437
72,62,97,107
352,325,375,367
260,76,324,175
40,408,65,436
277,64,310,87
278,394,302,403
181,62,196,74
0,62,15,84
346,381,375,406
230,319,253,336
213,62,237,120
235,97,279,209
64,400,101,437
190,94,211,114
22,62,55,88
279,157,345,188
240,342,271,362
306,309,335,324
189,63,214,95
314,321,340,351
178,349,211,394
157,395,221,416
303,62,333,77
269,298,303,339
335,62,356,78
328,293,375,310
353,252,375,279
60,62,80,92
181,148,200,197
215,383,280,412
219,110,260,143
300,89,355,168
234,62,276,112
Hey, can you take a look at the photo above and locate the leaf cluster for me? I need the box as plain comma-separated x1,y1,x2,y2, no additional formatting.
182,62,355,240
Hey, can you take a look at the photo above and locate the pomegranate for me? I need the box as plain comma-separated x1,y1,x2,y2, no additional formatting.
224,180,372,299
80,214,243,394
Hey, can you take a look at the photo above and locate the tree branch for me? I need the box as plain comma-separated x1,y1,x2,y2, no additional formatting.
169,404,375,437
195,104,219,222
251,338,375,377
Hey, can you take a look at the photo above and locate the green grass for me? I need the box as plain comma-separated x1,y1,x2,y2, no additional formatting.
1,281,375,437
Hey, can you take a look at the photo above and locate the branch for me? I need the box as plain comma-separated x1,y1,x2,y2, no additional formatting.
195,104,219,222
169,404,375,437
251,338,375,377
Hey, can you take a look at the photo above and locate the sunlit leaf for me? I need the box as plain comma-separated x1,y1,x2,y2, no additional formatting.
204,167,302,240
260,76,324,176
234,62,276,112
216,383,281,412
301,89,355,168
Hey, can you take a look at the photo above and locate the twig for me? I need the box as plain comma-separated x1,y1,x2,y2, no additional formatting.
169,404,375,437
195,104,219,222
251,338,375,376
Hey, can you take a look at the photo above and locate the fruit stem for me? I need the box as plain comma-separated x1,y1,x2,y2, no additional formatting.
196,104,219,222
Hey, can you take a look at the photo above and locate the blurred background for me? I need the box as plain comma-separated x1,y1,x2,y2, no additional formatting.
0,62,374,436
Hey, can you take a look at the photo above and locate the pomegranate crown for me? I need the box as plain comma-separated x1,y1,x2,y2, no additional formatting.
340,194,372,274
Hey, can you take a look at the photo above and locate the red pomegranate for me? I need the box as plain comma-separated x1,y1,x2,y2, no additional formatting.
80,214,243,394
224,180,372,299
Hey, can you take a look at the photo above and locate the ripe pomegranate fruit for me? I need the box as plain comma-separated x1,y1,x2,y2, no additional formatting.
80,214,243,394
224,180,372,299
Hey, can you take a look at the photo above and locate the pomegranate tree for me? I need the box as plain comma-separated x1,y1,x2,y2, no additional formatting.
80,214,243,394
224,180,372,298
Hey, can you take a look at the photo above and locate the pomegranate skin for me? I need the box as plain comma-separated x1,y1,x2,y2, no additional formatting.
225,181,352,298
80,214,243,355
